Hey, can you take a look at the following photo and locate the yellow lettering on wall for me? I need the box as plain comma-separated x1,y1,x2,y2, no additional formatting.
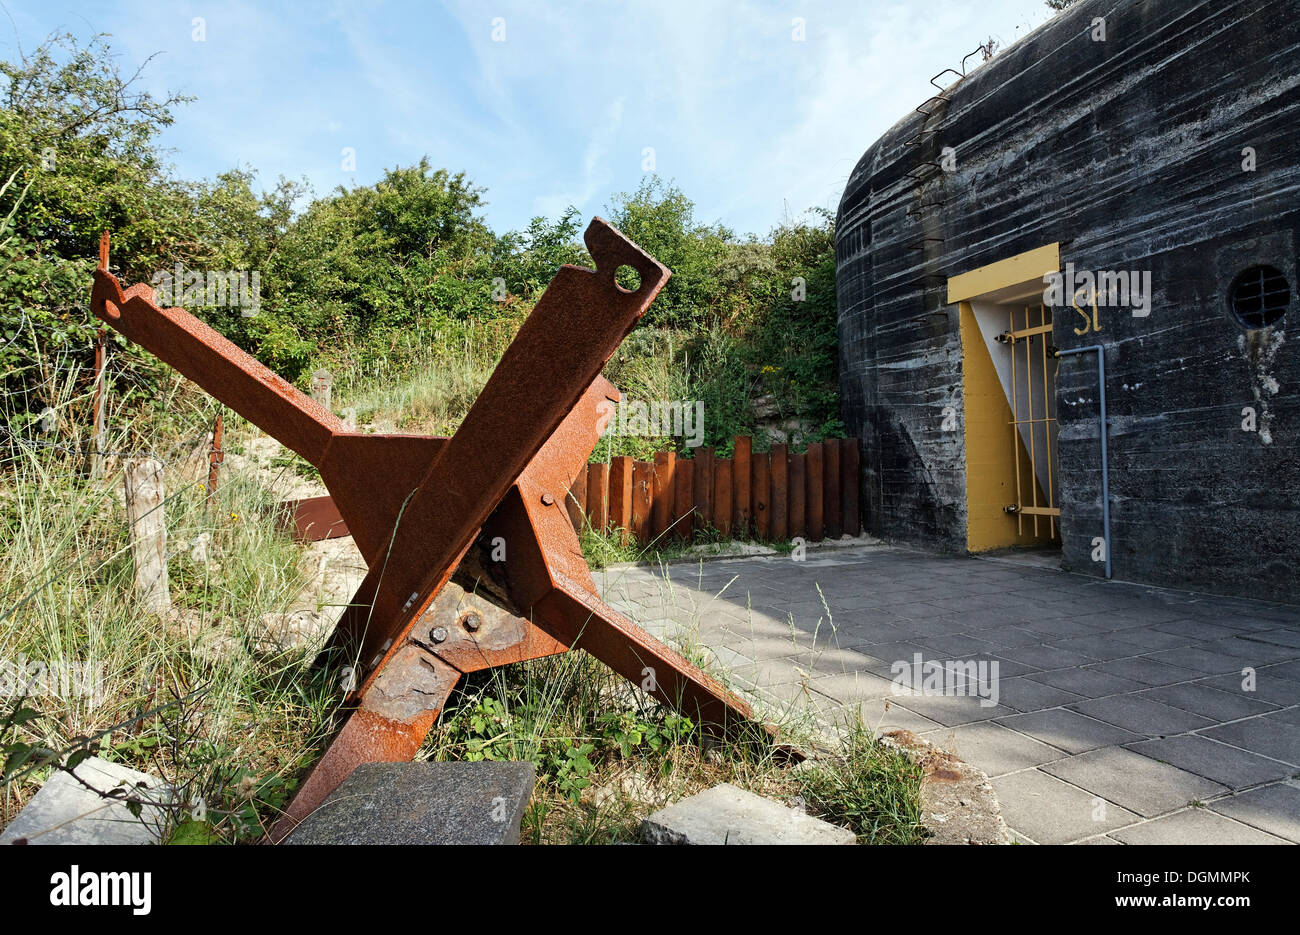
1072,287,1101,336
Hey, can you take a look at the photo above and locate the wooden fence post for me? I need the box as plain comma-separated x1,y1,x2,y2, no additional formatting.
842,439,861,537
207,412,224,506
789,451,807,540
753,450,771,540
673,455,694,539
124,459,170,615
692,447,714,534
609,456,634,543
310,368,333,411
806,441,825,542
652,451,676,540
824,438,842,540
567,463,588,533
632,460,654,544
587,461,609,532
770,443,788,542
713,457,732,538
611,434,860,549
732,435,752,539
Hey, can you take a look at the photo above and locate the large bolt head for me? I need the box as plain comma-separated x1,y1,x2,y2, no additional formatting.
429,626,449,643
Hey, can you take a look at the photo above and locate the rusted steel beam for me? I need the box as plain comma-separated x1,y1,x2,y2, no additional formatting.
270,645,460,841
499,479,766,742
631,460,654,544
732,435,751,538
538,581,756,737
824,438,842,540
406,578,569,675
92,236,345,468
770,442,788,543
90,221,793,846
806,441,825,541
206,412,223,505
693,447,713,534
326,225,672,691
651,450,675,540
713,457,732,539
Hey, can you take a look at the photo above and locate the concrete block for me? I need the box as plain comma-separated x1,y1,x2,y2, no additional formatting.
990,769,1138,845
1138,682,1278,722
922,722,1066,778
642,783,855,845
1210,782,1300,843
997,708,1141,754
283,761,535,845
0,757,170,845
1126,736,1293,790
1111,808,1290,845
1023,667,1146,699
1200,716,1300,767
1041,747,1226,818
994,676,1084,713
1087,656,1200,687
1071,694,1215,736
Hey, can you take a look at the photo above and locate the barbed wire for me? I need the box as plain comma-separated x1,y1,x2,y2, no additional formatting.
0,310,98,343
0,424,210,466
0,308,27,351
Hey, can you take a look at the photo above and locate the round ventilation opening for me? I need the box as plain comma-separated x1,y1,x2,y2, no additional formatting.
1228,265,1289,329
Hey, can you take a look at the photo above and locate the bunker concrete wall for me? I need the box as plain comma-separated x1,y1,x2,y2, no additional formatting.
835,0,1300,601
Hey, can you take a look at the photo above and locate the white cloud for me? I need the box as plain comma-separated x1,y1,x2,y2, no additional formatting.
5,0,1058,235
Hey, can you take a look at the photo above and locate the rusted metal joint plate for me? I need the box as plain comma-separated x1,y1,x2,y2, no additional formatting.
280,494,350,541
362,643,463,723
410,579,569,673
268,646,461,842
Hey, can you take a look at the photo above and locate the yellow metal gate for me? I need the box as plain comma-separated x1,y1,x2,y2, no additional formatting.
1006,304,1060,539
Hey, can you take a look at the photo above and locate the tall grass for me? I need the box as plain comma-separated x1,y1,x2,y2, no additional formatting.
2,337,923,846
326,318,515,435
0,365,339,842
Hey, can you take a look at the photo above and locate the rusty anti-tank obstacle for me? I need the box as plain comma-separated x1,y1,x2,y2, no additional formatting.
90,220,780,843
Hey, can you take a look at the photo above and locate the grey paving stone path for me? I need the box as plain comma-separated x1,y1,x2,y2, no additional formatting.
594,544,1300,845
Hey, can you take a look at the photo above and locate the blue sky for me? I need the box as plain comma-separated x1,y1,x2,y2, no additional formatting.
3,0,1056,238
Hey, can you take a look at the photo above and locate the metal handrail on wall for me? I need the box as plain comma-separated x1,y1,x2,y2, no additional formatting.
1057,344,1112,579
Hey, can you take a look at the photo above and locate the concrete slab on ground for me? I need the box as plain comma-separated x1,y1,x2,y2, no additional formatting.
641,782,856,845
596,544,1300,845
283,761,536,845
0,756,170,845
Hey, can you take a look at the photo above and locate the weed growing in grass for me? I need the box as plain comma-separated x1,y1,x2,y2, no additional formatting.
794,714,928,845
424,650,801,844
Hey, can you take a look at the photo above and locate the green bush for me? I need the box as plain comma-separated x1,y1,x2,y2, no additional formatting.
2,32,840,454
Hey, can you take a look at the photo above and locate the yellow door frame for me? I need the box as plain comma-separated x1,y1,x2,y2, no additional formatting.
948,244,1061,552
